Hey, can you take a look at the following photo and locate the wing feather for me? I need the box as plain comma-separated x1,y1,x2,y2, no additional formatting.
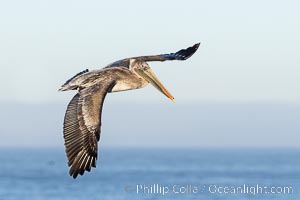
63,80,116,178
104,43,200,69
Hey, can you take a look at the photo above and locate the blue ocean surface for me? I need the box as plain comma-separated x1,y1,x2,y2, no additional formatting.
0,148,299,200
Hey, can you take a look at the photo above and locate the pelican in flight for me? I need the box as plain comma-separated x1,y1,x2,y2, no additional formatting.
59,43,200,178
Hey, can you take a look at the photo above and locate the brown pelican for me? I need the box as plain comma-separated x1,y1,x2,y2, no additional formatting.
59,43,200,178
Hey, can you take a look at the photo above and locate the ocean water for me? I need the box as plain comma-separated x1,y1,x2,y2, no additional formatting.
0,148,299,200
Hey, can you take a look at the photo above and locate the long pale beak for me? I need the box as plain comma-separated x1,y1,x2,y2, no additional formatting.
135,68,175,102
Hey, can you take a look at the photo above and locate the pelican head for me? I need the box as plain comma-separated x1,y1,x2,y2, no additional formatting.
130,59,175,102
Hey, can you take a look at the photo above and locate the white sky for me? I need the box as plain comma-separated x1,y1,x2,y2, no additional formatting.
0,0,299,148
1,0,300,104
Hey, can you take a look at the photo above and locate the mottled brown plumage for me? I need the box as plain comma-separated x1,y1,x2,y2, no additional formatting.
59,43,200,178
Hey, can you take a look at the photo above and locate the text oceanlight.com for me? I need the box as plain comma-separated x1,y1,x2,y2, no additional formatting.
125,184,294,196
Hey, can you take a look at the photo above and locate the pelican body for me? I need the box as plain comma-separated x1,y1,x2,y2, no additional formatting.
59,43,200,178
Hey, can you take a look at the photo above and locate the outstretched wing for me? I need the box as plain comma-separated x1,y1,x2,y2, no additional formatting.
105,43,200,69
63,80,116,178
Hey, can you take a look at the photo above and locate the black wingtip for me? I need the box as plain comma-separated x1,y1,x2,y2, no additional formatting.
189,42,201,56
187,42,201,58
194,42,201,49
172,42,201,60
